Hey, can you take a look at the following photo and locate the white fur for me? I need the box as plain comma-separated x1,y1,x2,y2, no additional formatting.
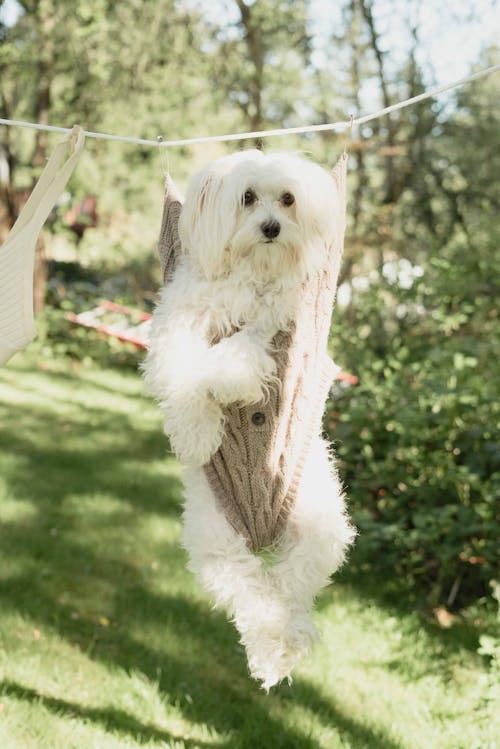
143,150,355,688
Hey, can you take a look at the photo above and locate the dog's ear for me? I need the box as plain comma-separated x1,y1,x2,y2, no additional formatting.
179,167,233,280
158,174,184,284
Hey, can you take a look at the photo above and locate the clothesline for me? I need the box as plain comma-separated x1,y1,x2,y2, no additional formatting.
0,63,499,149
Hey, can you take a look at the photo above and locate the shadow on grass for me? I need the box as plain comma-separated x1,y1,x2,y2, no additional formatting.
284,679,405,749
0,496,404,745
4,363,151,406
0,680,213,748
316,542,487,668
0,566,405,749
0,368,406,748
0,401,180,518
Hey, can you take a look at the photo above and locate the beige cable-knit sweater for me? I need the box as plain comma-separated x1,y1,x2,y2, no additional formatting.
157,155,348,552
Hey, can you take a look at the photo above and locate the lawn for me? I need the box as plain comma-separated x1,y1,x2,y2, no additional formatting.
0,352,497,749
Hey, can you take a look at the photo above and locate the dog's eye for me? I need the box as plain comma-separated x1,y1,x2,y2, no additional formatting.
243,189,257,207
281,192,295,207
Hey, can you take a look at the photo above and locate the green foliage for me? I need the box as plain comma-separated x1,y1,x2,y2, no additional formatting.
36,265,147,370
329,223,499,609
38,304,144,371
210,0,311,132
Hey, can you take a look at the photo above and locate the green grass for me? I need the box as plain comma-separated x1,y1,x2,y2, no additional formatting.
0,352,497,749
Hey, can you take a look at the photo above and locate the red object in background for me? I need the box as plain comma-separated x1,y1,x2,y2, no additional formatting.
65,300,152,349
66,300,360,385
336,370,359,386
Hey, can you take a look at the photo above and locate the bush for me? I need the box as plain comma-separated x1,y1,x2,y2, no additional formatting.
37,265,146,371
328,226,499,609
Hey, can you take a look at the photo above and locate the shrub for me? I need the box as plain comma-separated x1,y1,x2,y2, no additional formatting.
328,226,499,609
38,265,146,371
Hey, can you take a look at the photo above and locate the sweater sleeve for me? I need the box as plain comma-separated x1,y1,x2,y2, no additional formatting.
158,175,184,283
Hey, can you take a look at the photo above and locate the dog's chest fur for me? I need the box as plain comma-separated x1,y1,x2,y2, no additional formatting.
179,259,302,340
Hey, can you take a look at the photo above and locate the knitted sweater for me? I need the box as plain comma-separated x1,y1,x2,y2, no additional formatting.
157,155,348,552
0,126,85,366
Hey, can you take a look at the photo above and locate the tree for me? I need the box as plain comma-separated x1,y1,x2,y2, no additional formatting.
210,0,311,146
0,0,211,302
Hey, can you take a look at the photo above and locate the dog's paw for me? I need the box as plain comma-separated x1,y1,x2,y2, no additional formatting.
208,331,277,405
164,395,224,465
243,609,318,690
210,375,265,406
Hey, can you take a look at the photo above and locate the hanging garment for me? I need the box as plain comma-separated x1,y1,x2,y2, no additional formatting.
157,154,348,552
0,126,85,366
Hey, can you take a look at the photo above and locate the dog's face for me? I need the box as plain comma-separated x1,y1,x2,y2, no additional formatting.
179,150,342,281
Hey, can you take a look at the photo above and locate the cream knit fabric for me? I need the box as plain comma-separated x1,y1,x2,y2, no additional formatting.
0,126,85,366
158,175,183,283
158,155,348,551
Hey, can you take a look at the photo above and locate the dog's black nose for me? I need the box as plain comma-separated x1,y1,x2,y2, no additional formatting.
261,220,281,239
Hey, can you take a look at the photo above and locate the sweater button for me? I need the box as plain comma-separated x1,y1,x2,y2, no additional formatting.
251,411,265,426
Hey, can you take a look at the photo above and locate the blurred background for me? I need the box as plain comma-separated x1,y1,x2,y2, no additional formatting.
0,2,499,747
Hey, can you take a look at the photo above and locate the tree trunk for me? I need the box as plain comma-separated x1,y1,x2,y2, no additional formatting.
349,0,367,228
32,74,51,167
358,0,397,204
235,0,265,149
0,88,18,234
30,2,56,311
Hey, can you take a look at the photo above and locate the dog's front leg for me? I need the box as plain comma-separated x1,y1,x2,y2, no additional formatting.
206,327,277,406
144,318,224,465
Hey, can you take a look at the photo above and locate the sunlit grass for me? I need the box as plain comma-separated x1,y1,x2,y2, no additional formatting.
0,352,497,748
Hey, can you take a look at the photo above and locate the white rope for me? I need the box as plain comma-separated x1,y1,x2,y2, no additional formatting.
0,63,499,149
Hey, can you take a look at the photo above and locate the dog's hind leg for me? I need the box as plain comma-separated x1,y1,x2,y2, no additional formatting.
260,439,355,665
181,466,265,610
181,466,312,688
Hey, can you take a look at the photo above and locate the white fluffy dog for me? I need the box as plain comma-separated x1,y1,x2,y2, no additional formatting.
143,150,354,689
